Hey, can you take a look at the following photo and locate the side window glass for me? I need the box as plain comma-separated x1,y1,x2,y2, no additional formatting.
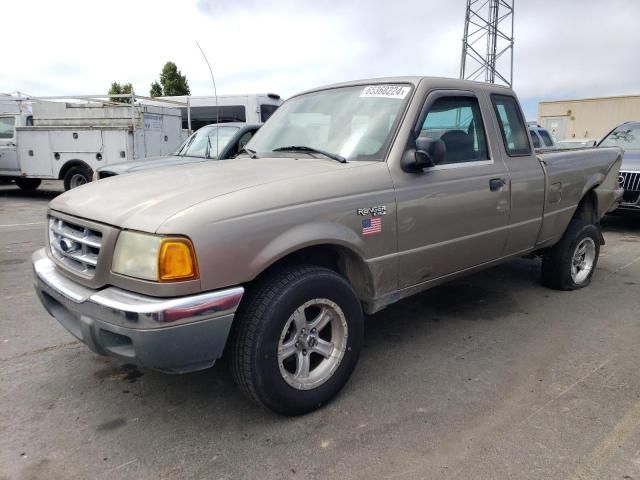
530,130,541,148
0,117,16,139
237,131,254,151
260,104,279,122
538,129,554,147
492,95,531,155
420,96,488,164
183,105,247,130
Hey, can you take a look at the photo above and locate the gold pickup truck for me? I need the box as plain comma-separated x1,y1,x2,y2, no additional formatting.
33,77,623,415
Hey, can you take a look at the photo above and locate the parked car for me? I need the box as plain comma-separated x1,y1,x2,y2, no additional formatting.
94,123,261,179
529,126,555,149
33,77,622,415
599,121,640,212
557,139,598,149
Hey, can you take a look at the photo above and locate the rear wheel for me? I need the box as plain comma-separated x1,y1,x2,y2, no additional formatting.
230,265,364,415
63,166,92,190
542,219,600,290
15,178,41,190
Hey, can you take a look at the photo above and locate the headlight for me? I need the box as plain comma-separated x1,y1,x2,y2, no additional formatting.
112,231,199,282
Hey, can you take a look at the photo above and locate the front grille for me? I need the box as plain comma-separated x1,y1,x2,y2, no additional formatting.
48,216,103,278
619,171,640,192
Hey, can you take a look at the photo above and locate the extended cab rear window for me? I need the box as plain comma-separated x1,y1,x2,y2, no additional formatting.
491,95,531,156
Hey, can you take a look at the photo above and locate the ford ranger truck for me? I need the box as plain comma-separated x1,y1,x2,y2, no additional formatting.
33,77,623,415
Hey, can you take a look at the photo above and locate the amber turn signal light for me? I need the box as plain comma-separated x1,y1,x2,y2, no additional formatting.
158,238,199,282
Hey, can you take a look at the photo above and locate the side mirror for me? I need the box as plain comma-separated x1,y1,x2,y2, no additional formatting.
402,137,446,172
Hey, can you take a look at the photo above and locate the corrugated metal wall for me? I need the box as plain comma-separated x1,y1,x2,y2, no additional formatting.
538,95,640,142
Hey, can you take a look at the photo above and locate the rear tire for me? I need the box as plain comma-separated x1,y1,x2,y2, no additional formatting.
542,219,600,290
63,166,92,190
15,178,41,190
230,265,364,415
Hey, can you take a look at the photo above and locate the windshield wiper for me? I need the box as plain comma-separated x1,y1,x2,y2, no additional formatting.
272,146,347,163
237,146,258,159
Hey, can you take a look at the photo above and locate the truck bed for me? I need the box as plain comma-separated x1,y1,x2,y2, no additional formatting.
536,146,623,246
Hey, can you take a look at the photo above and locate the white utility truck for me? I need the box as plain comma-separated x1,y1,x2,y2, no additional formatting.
0,94,183,190
0,93,33,188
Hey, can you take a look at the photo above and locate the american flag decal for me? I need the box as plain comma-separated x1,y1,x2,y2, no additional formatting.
362,217,382,235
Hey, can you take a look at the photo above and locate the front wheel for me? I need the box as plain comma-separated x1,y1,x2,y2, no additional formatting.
230,265,364,415
15,178,41,190
542,219,601,290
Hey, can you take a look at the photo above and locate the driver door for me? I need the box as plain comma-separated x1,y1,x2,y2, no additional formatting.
390,90,511,288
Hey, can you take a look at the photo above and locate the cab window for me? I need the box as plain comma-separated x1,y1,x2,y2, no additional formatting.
529,130,541,148
538,129,554,147
420,96,489,164
492,95,531,156
0,117,16,139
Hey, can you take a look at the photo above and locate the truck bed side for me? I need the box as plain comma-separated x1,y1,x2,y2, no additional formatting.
536,146,623,246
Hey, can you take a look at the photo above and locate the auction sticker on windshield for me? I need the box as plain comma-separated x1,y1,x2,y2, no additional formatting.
360,85,410,99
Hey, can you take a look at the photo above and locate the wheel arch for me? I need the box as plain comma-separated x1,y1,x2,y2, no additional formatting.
572,188,604,244
58,159,93,180
573,188,599,224
249,241,376,305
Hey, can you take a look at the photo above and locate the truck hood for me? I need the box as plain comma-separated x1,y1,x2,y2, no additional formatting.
620,149,640,171
50,157,371,232
97,155,208,175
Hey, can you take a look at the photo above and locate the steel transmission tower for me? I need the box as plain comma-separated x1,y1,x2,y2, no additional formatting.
459,0,515,87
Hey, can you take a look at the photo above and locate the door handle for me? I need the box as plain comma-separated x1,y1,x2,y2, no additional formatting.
489,178,506,191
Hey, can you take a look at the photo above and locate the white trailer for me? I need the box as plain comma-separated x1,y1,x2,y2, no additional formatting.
0,94,185,190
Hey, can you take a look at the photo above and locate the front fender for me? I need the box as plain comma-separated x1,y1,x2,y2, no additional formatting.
247,221,368,278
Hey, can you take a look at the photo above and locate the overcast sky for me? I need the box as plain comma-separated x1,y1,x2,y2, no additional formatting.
2,0,639,119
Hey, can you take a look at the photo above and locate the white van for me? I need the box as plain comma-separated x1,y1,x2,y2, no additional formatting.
162,93,283,131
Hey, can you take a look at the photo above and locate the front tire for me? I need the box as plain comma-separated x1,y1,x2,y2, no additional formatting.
63,166,92,190
15,178,41,190
542,219,600,290
230,265,364,415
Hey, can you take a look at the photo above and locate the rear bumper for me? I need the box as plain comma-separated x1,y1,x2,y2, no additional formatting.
32,249,244,373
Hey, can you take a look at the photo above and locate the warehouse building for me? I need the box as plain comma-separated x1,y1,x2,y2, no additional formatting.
538,94,640,143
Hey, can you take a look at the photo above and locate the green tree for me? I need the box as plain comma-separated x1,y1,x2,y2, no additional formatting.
108,81,134,103
150,81,163,97
159,62,190,96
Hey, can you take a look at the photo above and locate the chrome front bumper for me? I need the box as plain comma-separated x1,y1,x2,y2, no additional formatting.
32,249,244,373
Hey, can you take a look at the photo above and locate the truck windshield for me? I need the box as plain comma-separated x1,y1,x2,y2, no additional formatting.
247,84,412,161
175,125,239,158
600,124,640,150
